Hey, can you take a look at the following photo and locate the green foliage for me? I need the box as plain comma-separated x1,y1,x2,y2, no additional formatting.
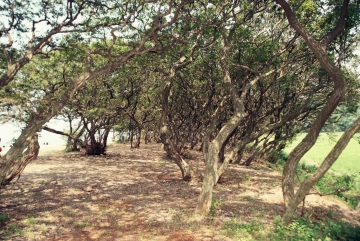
7,223,23,235
269,150,289,167
64,146,74,153
223,219,264,240
24,216,36,226
210,197,223,217
0,213,10,223
299,163,359,209
273,216,360,241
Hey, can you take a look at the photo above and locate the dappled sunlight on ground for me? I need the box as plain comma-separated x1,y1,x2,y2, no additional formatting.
0,143,359,240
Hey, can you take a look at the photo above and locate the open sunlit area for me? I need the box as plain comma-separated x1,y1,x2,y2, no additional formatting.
284,133,360,175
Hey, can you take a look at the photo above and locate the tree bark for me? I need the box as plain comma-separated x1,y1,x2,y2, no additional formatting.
275,0,349,223
195,116,241,215
1,134,40,185
283,116,360,223
194,28,280,216
160,125,194,181
135,127,141,148
195,38,245,215
158,53,197,181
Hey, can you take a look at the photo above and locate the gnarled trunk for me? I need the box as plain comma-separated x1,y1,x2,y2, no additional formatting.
86,142,106,155
195,141,222,215
160,126,194,181
282,116,360,223
194,34,277,216
158,54,197,181
194,117,240,216
43,125,86,152
85,127,110,155
1,134,40,185
275,0,349,224
195,41,243,216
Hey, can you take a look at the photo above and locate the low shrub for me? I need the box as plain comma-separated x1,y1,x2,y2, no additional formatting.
269,150,289,167
300,163,359,209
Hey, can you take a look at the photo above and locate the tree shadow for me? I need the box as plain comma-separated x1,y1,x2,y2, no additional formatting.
0,143,358,241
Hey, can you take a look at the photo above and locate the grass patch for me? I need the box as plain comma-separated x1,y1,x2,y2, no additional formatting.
273,152,359,209
223,215,360,240
284,133,360,175
42,226,49,234
281,133,360,208
64,210,73,217
272,216,360,241
223,219,265,240
210,197,223,217
76,222,92,228
0,213,10,223
24,216,37,226
299,163,359,208
7,223,24,235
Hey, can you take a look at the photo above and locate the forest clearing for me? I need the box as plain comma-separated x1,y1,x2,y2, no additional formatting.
1,1,360,240
1,143,359,241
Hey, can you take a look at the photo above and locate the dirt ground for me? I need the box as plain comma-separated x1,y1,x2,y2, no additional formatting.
0,143,359,241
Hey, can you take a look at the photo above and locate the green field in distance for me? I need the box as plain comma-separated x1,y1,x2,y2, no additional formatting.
284,133,360,175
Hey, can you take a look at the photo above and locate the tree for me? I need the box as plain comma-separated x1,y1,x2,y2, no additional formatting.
184,0,359,220
0,0,195,185
0,0,104,87
275,0,360,224
120,55,161,148
0,133,39,185
193,0,347,217
77,68,140,155
45,108,86,152
159,45,201,181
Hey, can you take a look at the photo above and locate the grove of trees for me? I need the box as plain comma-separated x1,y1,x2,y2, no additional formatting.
1,0,359,224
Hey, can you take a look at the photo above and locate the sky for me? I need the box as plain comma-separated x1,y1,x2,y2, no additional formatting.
0,119,68,154
0,118,118,155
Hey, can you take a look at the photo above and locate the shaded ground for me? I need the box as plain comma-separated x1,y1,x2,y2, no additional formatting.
0,143,359,240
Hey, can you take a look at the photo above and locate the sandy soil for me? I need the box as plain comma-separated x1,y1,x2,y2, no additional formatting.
0,143,359,241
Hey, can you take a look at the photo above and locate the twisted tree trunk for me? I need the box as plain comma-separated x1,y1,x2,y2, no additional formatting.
275,0,349,224
1,134,40,185
159,54,197,181
282,116,360,223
